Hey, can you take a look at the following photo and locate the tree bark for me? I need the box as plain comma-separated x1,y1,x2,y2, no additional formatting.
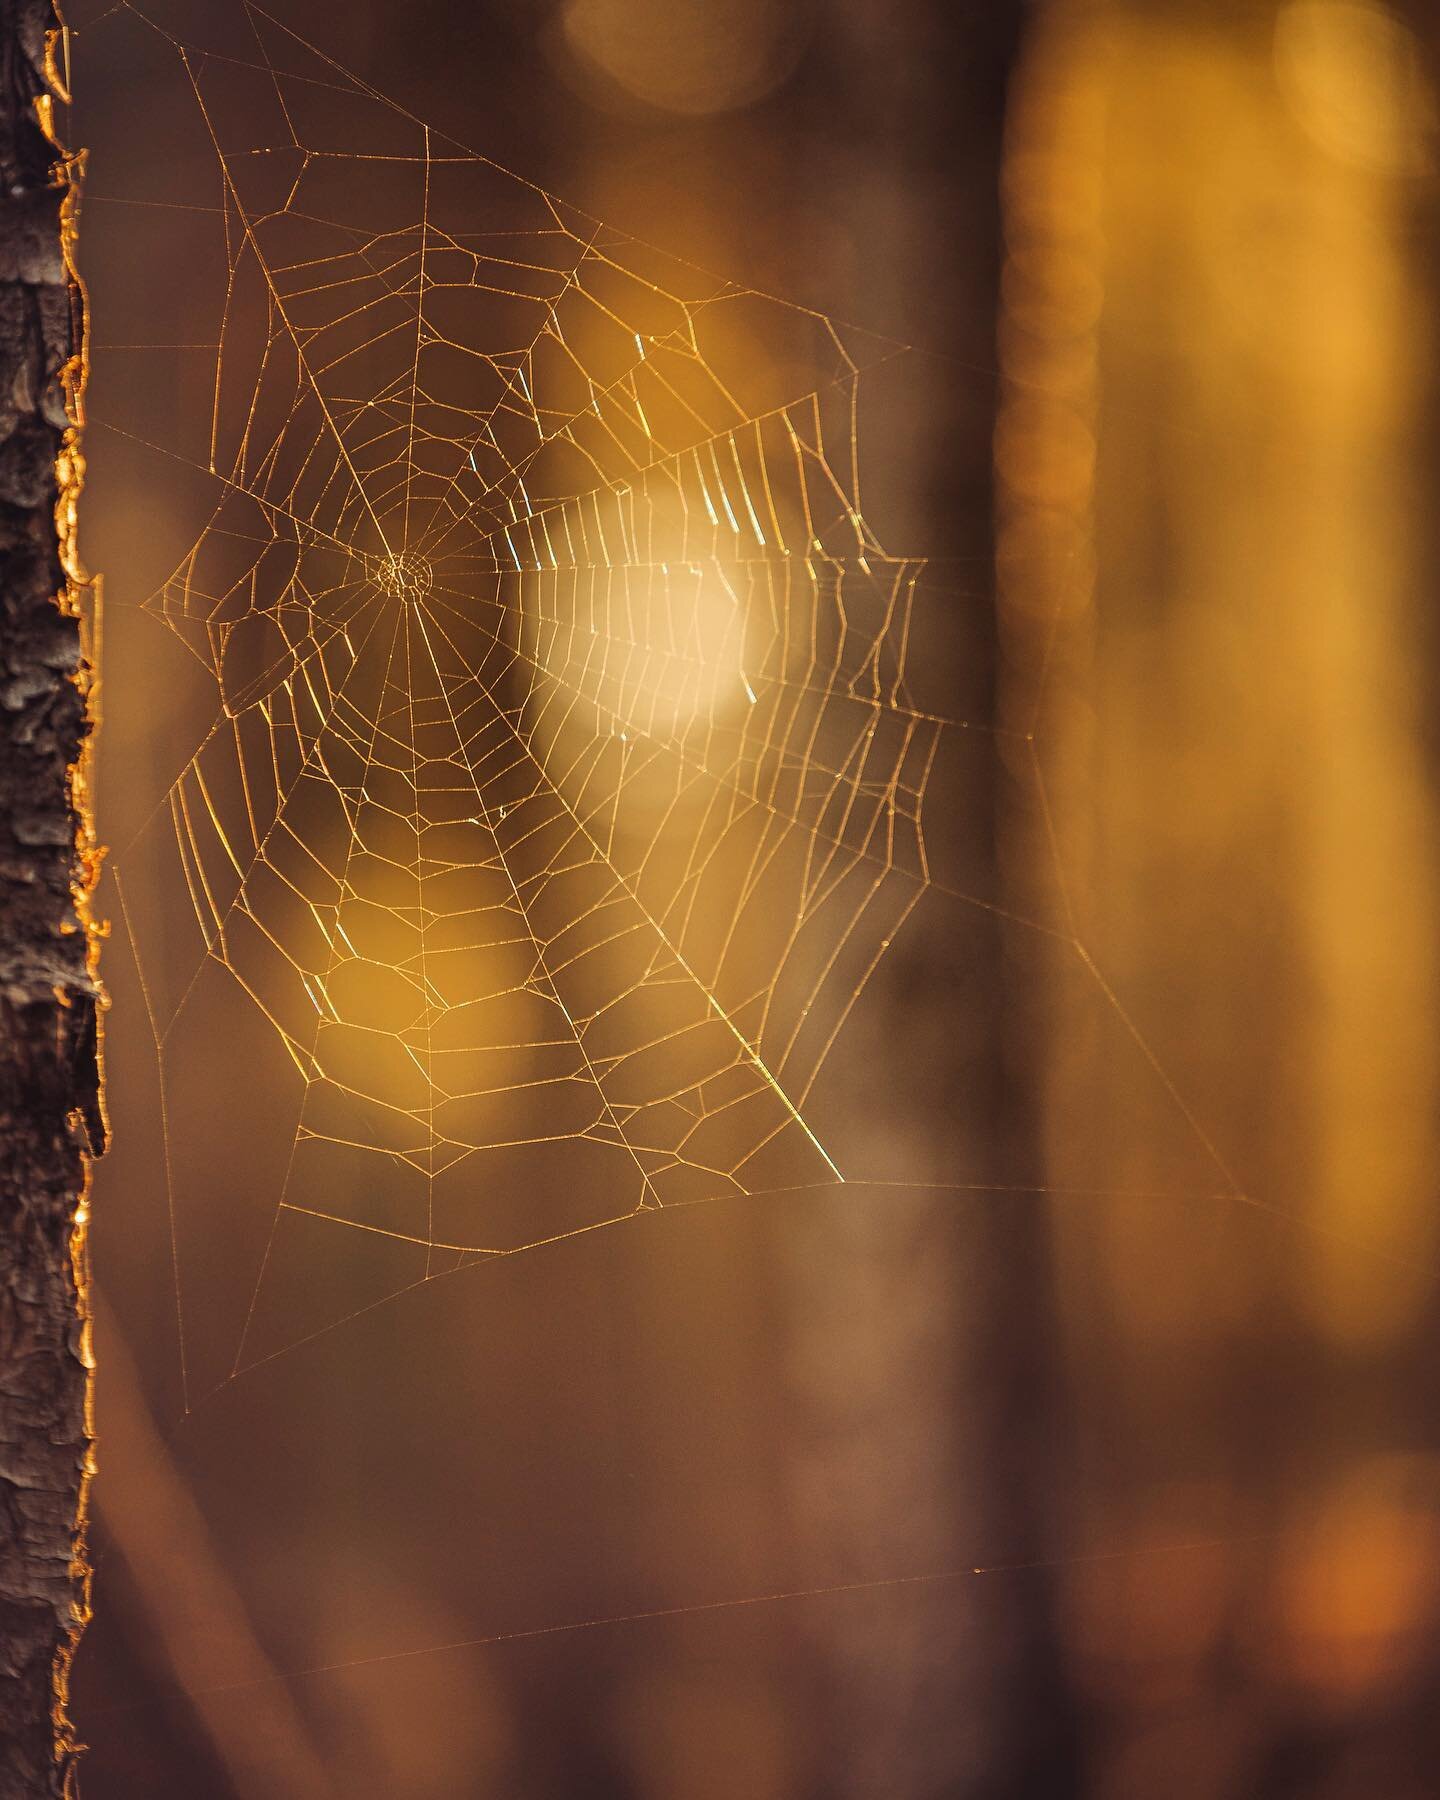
0,2,98,1793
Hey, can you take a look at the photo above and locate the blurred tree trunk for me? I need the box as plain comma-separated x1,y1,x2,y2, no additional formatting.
0,2,99,1793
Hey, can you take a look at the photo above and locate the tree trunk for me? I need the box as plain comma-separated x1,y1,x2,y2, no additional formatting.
0,2,98,1793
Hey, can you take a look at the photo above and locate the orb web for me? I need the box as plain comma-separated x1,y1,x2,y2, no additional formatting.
65,2,1412,1758
91,0,966,1390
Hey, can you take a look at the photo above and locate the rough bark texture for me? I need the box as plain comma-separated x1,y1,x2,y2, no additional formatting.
0,3,98,1794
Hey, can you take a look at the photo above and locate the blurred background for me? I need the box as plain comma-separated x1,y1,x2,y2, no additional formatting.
61,0,1440,1795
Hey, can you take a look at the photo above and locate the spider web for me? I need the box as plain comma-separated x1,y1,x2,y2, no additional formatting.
64,9,1440,1788
83,0,977,1400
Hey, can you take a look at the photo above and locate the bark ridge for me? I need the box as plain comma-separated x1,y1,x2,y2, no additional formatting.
0,3,99,1793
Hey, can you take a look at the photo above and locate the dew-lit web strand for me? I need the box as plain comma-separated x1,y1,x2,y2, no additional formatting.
86,413,371,579
411,590,845,1180
405,598,666,1216
351,207,435,530
486,669,799,1123
415,575,933,1103
112,866,193,1409
433,360,932,690
489,554,918,885
405,233,600,555
207,567,375,722
196,1165,1437,1403
179,43,395,561
394,587,655,1244
422,572,921,892
153,593,396,1052
397,623,771,1167
183,631,405,1060
397,579,440,1272
218,567,703,1284
444,551,1011,732
123,594,406,1408
230,603,414,1379
117,590,402,1410
209,178,396,561
412,300,880,575
253,208,598,527
424,424,899,812
86,1525,1284,1719
409,573,1026,1059
267,1171,1256,1260
87,106,484,1034
410,314,731,565
430,389,938,845
433,655,799,1159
